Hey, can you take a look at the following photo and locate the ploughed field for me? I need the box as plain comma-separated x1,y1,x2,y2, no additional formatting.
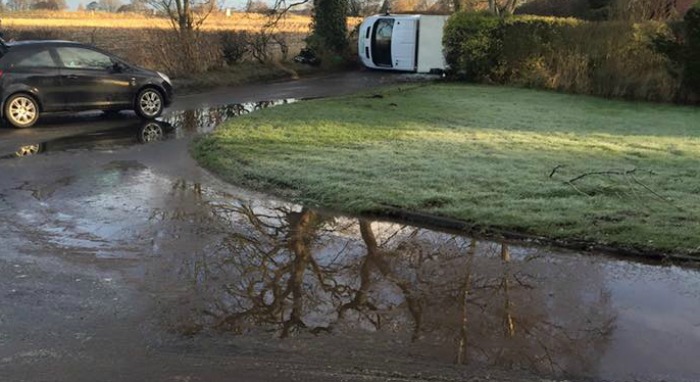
193,84,700,257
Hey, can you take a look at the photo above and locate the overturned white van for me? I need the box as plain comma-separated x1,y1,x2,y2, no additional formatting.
358,14,449,73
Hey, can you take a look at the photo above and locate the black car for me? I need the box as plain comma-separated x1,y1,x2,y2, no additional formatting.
0,39,173,128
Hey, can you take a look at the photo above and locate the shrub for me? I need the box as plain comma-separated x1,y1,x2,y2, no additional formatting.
443,12,502,81
444,12,682,102
310,0,349,56
684,3,700,95
219,30,251,65
139,30,224,77
515,0,601,20
650,3,700,101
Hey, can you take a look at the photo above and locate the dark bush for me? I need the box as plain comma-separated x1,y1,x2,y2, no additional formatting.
219,30,251,65
310,0,349,56
683,3,700,95
499,17,579,81
443,12,502,81
516,0,598,19
650,3,700,101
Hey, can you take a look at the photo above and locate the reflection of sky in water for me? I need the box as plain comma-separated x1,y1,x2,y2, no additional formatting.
602,262,700,381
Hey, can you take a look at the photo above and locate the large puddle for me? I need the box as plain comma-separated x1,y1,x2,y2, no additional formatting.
2,99,297,158
143,183,700,382
3,160,698,382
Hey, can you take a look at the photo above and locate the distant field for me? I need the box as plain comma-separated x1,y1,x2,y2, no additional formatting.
0,11,359,33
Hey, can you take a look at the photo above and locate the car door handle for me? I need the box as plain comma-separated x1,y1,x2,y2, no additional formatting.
64,75,79,80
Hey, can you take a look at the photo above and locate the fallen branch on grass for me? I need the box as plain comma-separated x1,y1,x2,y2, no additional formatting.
565,181,593,197
568,168,638,183
549,164,564,178
558,167,676,207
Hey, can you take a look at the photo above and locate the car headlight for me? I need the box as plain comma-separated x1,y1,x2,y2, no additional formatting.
157,71,171,85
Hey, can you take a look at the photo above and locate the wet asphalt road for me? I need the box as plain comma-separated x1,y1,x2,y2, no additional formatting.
1,70,700,382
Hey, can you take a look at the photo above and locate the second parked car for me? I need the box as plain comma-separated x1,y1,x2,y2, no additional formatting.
0,39,173,128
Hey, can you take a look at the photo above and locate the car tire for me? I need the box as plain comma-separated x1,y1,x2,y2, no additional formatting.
4,94,40,128
135,88,164,120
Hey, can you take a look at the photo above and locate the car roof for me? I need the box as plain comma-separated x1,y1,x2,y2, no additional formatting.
6,40,86,49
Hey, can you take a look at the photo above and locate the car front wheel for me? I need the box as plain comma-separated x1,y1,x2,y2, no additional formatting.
5,94,39,128
135,88,164,119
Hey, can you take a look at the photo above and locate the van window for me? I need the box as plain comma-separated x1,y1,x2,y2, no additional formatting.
371,18,393,67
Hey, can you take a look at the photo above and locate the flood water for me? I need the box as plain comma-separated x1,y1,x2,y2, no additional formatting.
1,99,699,381
141,182,700,382
0,99,298,158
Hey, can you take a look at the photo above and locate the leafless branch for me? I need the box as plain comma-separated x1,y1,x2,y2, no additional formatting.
568,168,638,183
549,164,564,178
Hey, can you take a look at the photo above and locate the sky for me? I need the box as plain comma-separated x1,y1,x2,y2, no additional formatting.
64,0,254,10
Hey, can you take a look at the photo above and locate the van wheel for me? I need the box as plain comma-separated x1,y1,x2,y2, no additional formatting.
5,94,39,128
135,88,163,119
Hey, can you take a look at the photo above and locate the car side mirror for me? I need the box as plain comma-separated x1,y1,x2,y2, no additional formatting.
112,62,125,73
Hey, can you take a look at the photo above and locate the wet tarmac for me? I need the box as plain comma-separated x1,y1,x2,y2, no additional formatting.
0,99,297,159
1,72,699,382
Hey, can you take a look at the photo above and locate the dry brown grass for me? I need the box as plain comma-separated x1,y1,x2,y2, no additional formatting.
1,11,360,33
0,11,361,80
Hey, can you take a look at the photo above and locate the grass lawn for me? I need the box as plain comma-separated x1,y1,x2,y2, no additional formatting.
193,84,700,256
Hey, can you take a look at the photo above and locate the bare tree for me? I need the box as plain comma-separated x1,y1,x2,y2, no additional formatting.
6,0,33,11
149,0,217,33
32,0,62,9
613,0,678,20
98,0,121,11
392,0,432,12
448,0,521,14
245,0,270,13
487,0,520,16
348,0,383,15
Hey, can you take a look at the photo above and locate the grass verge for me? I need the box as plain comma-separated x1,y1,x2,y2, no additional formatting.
192,83,700,257
173,62,323,94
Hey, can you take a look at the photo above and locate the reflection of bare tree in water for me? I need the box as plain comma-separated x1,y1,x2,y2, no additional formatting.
337,220,425,339
162,99,293,135
151,183,615,377
456,239,477,364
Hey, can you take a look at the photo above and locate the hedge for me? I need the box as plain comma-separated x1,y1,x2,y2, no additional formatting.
443,12,695,103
